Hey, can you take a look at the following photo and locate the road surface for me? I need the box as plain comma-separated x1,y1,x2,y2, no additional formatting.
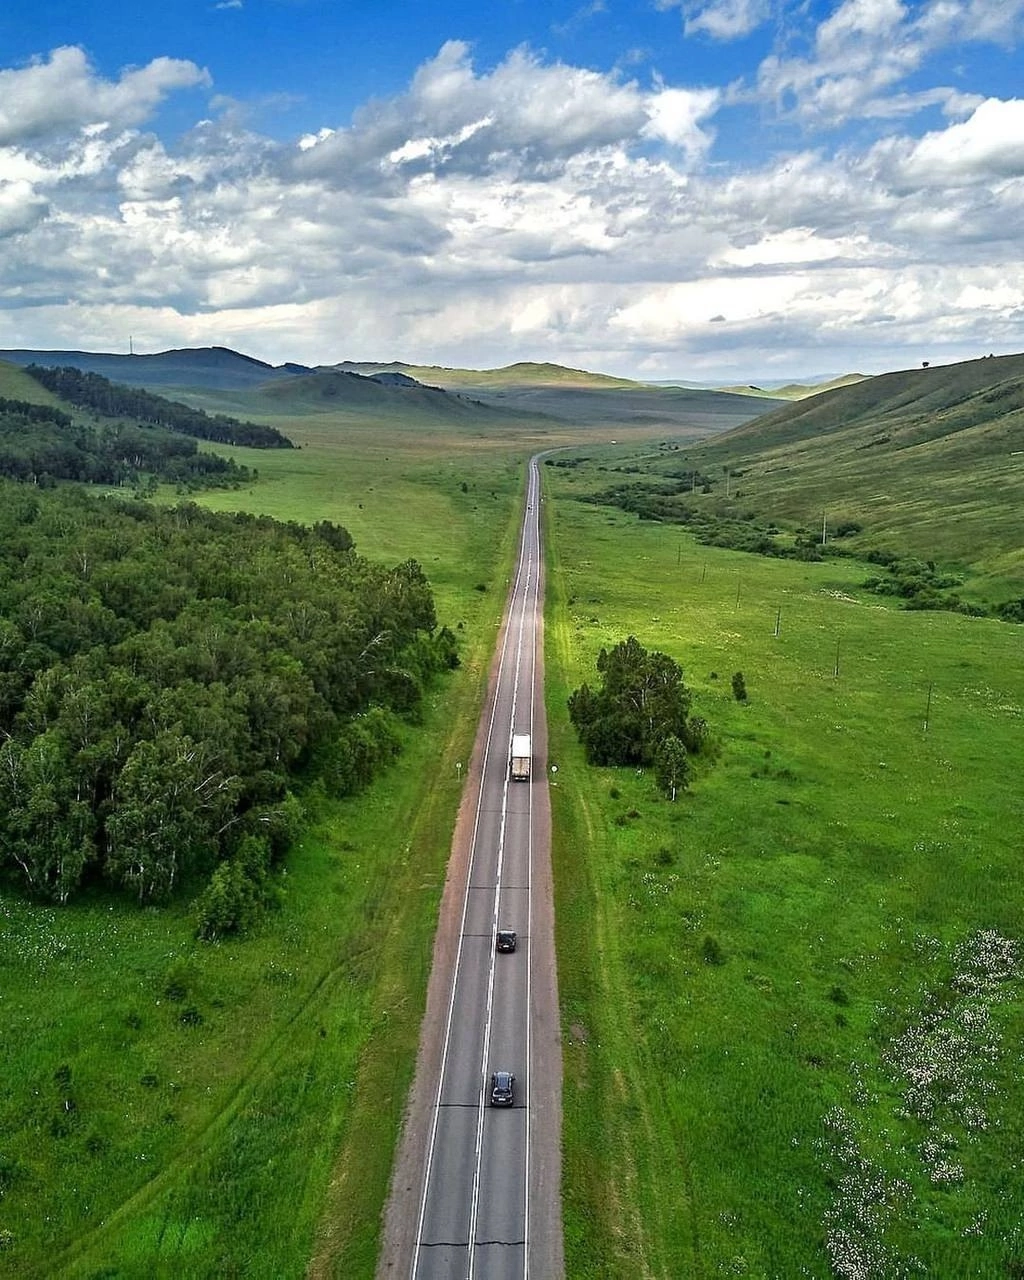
378,456,563,1279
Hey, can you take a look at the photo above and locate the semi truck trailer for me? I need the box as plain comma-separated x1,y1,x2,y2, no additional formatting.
510,734,531,781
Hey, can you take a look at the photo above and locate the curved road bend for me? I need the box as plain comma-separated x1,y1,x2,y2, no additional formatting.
377,457,563,1280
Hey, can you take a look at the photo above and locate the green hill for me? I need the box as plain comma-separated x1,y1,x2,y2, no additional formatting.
592,352,1024,597
235,368,537,426
721,353,1024,451
329,359,642,390
719,373,869,400
0,359,65,405
0,348,778,439
331,361,776,433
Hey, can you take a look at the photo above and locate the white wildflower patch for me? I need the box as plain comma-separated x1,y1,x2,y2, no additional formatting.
821,1106,912,1280
816,930,1021,1279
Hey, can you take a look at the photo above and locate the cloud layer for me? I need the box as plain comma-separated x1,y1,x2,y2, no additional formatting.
0,4,1022,379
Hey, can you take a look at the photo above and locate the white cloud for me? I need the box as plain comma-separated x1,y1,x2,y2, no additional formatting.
0,36,1022,379
751,0,1024,129
295,42,653,183
666,0,772,41
894,98,1024,184
0,179,49,238
0,47,210,146
643,85,719,160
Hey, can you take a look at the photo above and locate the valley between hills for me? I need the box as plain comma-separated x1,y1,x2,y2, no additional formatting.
0,345,1021,1277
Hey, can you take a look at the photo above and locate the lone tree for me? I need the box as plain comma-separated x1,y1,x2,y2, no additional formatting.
654,734,691,800
568,636,706,768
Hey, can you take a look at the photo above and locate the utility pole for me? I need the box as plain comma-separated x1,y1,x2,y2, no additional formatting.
924,682,933,732
774,607,781,637
821,510,827,546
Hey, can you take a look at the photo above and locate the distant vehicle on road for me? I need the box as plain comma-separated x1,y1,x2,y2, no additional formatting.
490,1070,515,1107
510,734,531,781
496,929,517,953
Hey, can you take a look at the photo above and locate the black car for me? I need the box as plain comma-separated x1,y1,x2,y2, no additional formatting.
496,929,517,953
490,1070,515,1107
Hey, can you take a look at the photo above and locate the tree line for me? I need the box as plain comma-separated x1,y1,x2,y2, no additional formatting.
25,365,295,450
0,395,254,490
0,482,457,933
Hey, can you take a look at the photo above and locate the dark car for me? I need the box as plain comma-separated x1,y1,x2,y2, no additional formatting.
490,1070,515,1107
496,929,517,953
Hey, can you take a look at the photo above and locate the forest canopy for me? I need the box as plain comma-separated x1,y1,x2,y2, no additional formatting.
0,481,457,921
0,395,255,491
25,364,294,450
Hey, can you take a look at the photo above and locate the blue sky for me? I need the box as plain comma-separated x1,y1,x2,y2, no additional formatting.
0,0,1022,379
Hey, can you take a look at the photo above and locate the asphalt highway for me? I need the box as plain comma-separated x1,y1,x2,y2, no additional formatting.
402,455,558,1280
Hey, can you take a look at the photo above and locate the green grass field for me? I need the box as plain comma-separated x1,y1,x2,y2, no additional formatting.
545,485,1024,1277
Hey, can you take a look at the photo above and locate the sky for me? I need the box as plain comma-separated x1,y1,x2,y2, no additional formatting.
0,0,1022,381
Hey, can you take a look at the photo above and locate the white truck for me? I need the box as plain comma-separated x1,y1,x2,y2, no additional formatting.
510,733,532,781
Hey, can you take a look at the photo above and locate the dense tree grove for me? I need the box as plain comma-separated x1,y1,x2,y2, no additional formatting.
26,365,294,449
0,481,457,922
568,636,711,794
0,396,254,490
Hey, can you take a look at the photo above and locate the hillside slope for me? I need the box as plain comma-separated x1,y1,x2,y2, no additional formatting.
616,351,1024,592
251,369,521,423
722,353,1024,451
583,348,1024,591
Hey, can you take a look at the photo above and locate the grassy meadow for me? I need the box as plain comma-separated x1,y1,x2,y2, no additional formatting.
544,479,1024,1277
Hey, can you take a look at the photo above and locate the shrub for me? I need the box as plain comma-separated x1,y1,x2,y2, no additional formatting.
193,834,276,941
731,671,748,702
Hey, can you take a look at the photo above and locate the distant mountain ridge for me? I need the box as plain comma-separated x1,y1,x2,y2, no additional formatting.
330,359,641,389
718,374,868,400
0,345,779,435
0,346,311,391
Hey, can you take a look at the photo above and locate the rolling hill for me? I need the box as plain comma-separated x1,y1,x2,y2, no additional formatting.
249,368,520,423
0,345,310,391
330,359,640,389
637,352,1024,591
719,352,1024,451
717,373,868,400
330,359,779,428
0,347,779,437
